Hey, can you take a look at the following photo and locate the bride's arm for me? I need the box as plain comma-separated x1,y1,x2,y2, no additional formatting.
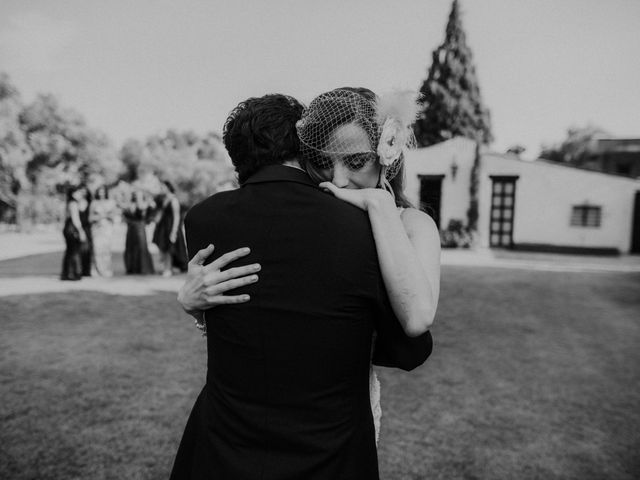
320,183,440,337
169,196,181,243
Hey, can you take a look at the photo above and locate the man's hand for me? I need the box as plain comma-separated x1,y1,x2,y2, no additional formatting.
177,244,260,314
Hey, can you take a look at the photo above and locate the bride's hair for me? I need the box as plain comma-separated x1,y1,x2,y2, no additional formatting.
298,87,413,208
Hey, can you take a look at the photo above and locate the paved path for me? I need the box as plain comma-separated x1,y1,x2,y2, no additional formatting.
0,226,167,297
0,274,183,297
1,231,639,297
0,224,134,261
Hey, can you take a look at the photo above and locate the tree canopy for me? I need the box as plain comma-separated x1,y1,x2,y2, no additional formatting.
20,93,121,191
0,74,30,208
0,72,237,224
119,129,235,208
540,124,609,165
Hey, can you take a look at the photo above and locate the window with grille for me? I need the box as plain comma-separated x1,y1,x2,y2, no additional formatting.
570,205,601,227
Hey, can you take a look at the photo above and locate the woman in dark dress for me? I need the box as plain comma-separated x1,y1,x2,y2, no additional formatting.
123,189,155,275
79,187,93,276
60,185,89,281
152,180,187,276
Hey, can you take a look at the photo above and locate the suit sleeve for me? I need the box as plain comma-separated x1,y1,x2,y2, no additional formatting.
371,279,433,372
183,207,207,263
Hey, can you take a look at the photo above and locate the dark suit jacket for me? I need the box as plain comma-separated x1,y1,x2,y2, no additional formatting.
170,165,432,480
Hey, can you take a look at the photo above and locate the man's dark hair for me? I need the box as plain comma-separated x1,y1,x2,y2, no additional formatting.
223,94,304,184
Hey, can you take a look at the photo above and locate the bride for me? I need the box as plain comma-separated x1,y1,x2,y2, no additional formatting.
177,87,440,441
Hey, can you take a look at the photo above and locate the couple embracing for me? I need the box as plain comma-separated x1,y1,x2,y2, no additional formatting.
170,87,440,479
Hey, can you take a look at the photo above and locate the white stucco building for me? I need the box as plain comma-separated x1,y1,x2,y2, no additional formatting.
404,137,640,254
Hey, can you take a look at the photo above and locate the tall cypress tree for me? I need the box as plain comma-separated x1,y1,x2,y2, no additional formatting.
414,0,492,147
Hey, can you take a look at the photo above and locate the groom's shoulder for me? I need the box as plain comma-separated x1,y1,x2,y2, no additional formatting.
312,189,371,225
184,183,371,233
184,189,239,225
299,190,377,251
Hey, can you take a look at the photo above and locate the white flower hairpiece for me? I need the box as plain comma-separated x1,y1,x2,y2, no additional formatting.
375,90,421,166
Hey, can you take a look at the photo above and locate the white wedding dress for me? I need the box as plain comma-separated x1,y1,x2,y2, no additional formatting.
369,332,381,444
369,365,382,444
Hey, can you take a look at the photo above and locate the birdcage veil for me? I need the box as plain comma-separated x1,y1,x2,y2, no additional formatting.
296,88,420,182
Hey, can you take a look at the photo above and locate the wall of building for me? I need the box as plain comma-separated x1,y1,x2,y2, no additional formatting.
482,155,639,252
404,138,640,253
404,137,476,230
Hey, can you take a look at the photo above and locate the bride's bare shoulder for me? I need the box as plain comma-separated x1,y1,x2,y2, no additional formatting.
400,207,439,237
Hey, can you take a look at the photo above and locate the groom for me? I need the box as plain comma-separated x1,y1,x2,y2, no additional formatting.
170,94,432,480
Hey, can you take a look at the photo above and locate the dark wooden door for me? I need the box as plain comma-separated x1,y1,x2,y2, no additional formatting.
631,191,640,254
419,175,443,229
489,176,518,248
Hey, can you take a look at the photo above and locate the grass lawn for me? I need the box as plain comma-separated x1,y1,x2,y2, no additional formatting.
1,253,639,479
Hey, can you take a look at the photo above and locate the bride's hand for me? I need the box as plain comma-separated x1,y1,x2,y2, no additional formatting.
318,182,394,211
177,244,260,313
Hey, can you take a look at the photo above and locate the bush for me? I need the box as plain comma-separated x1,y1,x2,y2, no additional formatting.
440,219,473,248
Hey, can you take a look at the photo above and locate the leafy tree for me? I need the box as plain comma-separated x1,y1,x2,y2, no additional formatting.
540,124,608,165
120,138,145,180
119,130,235,208
466,141,480,233
414,0,492,147
77,129,121,185
19,93,120,191
1,72,234,224
506,145,526,156
0,73,31,217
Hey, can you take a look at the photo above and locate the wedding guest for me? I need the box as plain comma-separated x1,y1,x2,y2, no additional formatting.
89,185,118,277
123,189,155,275
152,180,188,276
79,186,93,276
60,185,88,281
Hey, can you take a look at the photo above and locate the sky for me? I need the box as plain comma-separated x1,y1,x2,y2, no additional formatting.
1,0,639,159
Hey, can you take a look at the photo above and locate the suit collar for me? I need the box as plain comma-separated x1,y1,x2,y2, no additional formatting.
242,165,317,188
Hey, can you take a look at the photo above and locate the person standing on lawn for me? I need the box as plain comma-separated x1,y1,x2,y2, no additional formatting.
60,185,89,281
122,189,156,275
77,186,93,277
152,180,188,277
89,185,118,277
170,93,433,480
